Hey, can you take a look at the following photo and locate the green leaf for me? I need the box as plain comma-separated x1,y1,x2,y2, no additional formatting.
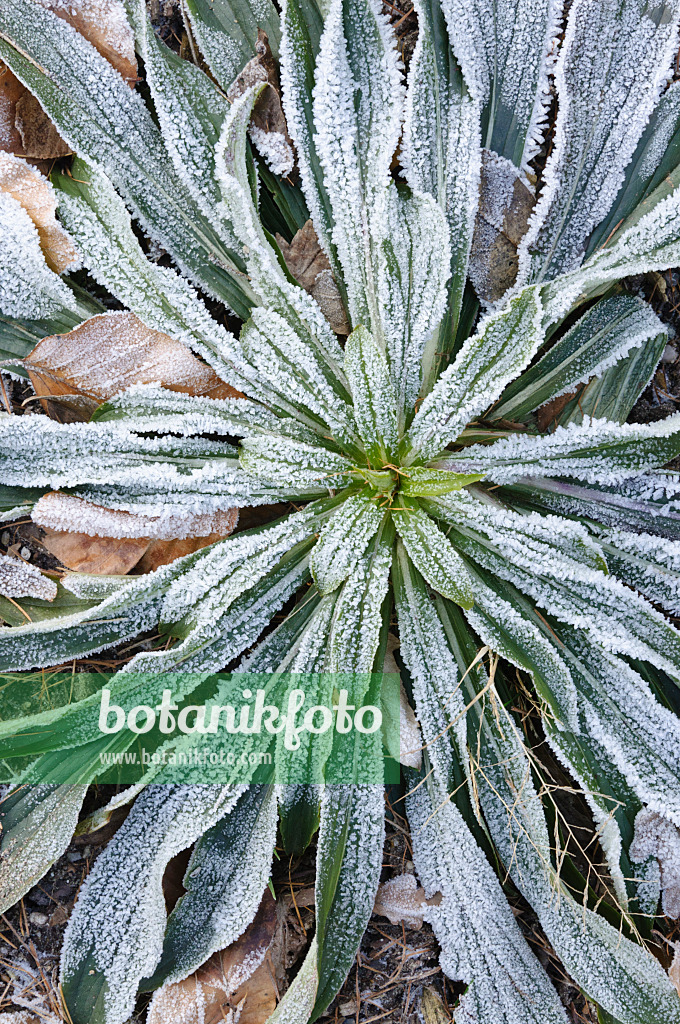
311,495,384,595
142,785,277,989
392,498,474,609
399,466,484,497
182,0,281,91
344,326,399,464
312,783,385,1020
491,294,666,423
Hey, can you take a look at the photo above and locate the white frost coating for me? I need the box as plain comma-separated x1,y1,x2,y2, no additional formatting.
182,21,244,92
541,175,680,325
0,191,77,319
311,0,405,331
445,415,680,485
35,0,135,62
328,530,393,673
631,809,680,918
249,126,295,176
439,0,562,174
599,528,680,615
344,326,399,456
407,286,544,461
0,786,86,915
407,776,569,1024
520,0,680,283
311,495,383,595
393,505,473,607
240,435,352,489
0,553,57,601
60,786,243,1024
32,491,238,540
465,577,578,730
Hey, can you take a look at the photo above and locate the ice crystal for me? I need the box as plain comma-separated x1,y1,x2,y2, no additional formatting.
0,552,57,601
631,809,680,918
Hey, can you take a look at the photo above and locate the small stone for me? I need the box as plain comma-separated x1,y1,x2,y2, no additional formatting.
1,532,9,547
662,344,677,363
29,912,48,926
67,850,82,863
339,1001,357,1016
19,546,31,560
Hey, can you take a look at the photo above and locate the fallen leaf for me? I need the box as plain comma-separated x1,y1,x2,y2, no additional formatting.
420,986,451,1023
0,0,136,160
33,492,239,541
670,943,680,997
0,152,78,272
0,551,57,601
227,31,295,178
39,527,149,575
469,149,535,304
373,873,429,929
24,310,242,422
138,528,238,573
536,390,578,432
148,891,279,1024
276,220,350,335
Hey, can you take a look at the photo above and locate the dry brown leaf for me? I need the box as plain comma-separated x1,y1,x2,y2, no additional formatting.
276,220,350,335
40,526,149,575
420,986,451,1023
670,944,680,997
137,528,238,573
469,149,535,304
373,873,429,929
25,311,242,422
227,30,295,178
536,390,577,432
0,0,136,161
0,152,78,272
148,891,279,1024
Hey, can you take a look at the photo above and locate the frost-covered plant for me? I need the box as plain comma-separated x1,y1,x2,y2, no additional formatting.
3,1,680,1022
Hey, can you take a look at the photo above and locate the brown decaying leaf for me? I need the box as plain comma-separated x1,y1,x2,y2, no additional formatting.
39,527,150,575
227,30,295,178
147,891,279,1024
419,986,452,1023
536,390,578,432
276,220,350,335
373,872,429,929
25,310,242,422
0,152,78,272
469,149,535,304
670,945,680,997
0,0,137,160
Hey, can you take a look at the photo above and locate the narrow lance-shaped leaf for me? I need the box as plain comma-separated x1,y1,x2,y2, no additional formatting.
182,0,281,92
391,497,474,609
344,325,399,463
311,494,384,595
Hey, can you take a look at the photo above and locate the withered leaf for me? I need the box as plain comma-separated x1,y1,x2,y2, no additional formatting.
40,527,149,575
25,311,242,422
227,30,294,178
373,872,429,929
469,149,535,305
0,152,78,272
276,220,350,335
0,0,136,160
147,891,279,1024
420,987,451,1024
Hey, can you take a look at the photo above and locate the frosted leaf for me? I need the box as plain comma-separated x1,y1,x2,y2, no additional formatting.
0,190,78,319
392,502,474,609
439,0,562,174
541,180,680,325
328,523,394,673
0,1,248,309
214,87,346,378
123,0,238,253
344,326,398,461
249,125,294,175
631,810,680,919
406,775,569,1024
60,786,244,1024
374,873,428,929
0,785,86,915
491,293,666,422
598,528,680,615
465,575,579,730
406,285,544,462
38,0,136,80
0,152,79,274
181,0,280,95
311,495,384,596
148,786,278,987
444,415,680,485
239,435,352,490
401,0,481,388
32,492,238,540
0,553,57,601
466,678,680,1024
311,0,404,331
392,542,467,787
520,0,680,283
